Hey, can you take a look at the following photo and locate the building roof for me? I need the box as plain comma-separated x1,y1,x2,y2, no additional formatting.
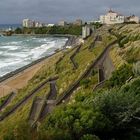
107,9,123,16
126,15,137,20
108,9,116,13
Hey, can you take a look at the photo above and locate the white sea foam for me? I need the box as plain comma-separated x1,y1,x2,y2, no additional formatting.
0,36,67,77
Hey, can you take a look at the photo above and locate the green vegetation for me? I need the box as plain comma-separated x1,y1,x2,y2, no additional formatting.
3,77,140,140
0,95,9,106
0,29,111,138
106,64,134,88
14,25,82,36
90,22,103,29
36,77,140,140
0,24,140,140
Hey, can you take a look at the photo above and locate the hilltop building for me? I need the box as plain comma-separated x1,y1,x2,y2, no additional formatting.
100,9,125,24
125,15,139,23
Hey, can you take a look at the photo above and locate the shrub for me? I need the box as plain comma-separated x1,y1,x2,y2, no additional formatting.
3,122,32,140
80,79,91,88
80,134,100,140
106,64,134,87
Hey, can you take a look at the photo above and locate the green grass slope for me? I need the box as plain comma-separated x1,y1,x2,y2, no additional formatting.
0,25,140,140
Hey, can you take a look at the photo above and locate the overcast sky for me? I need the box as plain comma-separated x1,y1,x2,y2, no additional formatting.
0,0,140,24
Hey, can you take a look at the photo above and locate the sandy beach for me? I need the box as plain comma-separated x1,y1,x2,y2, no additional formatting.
0,35,80,98
0,52,62,98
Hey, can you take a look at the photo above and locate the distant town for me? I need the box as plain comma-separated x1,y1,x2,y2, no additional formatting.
21,9,140,39
0,9,139,38
22,9,140,28
22,19,83,28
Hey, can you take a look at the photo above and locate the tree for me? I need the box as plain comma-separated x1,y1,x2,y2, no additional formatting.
14,28,22,34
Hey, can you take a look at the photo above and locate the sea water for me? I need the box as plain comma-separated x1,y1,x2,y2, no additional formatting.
0,35,68,77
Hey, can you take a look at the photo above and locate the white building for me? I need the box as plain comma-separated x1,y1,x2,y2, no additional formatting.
22,19,34,28
100,9,125,25
126,15,139,24
47,24,55,27
35,22,44,27
82,25,91,39
58,21,67,26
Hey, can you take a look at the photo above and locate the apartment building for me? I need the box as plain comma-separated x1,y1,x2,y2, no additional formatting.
58,21,67,26
22,19,35,28
100,9,125,24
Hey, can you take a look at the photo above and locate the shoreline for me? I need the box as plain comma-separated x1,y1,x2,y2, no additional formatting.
0,51,61,83
12,33,78,38
0,35,79,98
0,35,75,82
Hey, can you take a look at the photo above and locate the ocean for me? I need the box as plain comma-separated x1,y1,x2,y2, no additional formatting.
0,35,68,77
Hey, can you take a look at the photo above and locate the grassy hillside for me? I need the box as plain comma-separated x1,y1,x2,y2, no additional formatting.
110,24,140,67
0,25,140,140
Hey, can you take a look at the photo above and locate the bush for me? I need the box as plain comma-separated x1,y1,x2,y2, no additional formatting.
80,134,100,140
39,77,140,140
14,28,22,34
92,78,140,139
106,64,134,87
80,79,91,88
3,122,32,140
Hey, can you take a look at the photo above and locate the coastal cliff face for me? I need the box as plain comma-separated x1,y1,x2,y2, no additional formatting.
0,24,140,140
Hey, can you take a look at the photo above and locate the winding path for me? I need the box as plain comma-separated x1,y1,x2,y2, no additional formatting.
70,45,81,69
56,39,118,105
0,92,16,112
0,77,58,121
28,78,58,126
0,37,117,122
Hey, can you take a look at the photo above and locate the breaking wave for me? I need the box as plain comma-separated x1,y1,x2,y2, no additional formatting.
0,36,68,77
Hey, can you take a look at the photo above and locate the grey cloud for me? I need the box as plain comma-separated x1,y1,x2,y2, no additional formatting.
0,0,140,24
